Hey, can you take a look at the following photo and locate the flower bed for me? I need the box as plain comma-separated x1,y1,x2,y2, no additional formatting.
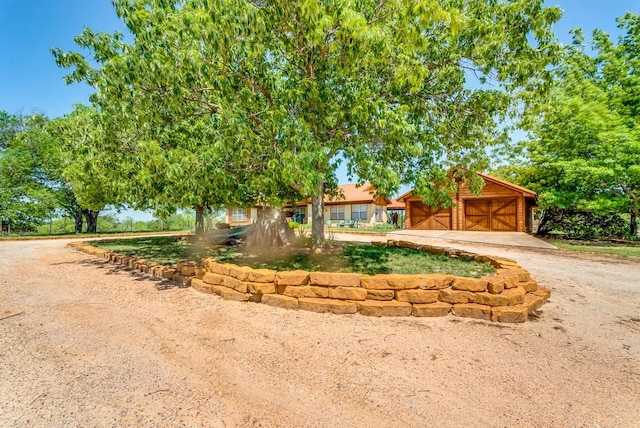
69,239,550,323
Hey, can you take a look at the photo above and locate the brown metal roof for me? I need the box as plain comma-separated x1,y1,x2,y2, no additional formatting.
395,173,536,202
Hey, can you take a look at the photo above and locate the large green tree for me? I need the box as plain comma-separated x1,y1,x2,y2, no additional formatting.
519,14,640,237
0,108,116,233
55,0,561,245
0,113,64,232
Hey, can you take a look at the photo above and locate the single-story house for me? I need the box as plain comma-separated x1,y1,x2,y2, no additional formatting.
397,173,537,232
226,183,400,227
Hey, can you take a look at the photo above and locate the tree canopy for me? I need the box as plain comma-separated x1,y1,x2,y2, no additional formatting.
517,13,640,237
54,0,561,245
0,108,117,233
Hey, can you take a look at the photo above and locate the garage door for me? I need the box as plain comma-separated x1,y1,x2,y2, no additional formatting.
464,199,517,231
409,201,451,230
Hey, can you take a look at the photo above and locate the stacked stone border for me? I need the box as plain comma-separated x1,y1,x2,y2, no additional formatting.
68,239,551,323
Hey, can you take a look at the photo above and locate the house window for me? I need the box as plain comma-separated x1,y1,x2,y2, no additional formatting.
351,204,368,220
294,206,306,223
330,205,345,220
375,206,383,221
232,208,248,222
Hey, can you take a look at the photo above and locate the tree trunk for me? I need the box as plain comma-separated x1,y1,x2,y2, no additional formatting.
631,209,638,237
195,204,205,237
73,211,84,233
535,208,557,236
83,209,99,233
311,180,325,248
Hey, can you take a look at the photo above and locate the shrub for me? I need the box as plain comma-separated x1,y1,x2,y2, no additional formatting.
537,208,628,240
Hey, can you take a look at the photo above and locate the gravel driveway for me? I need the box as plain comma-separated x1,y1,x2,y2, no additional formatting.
1,237,639,427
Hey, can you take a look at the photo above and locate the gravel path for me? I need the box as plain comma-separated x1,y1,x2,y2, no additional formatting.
1,237,639,427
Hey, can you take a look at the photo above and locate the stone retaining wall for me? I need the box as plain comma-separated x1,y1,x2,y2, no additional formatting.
68,240,550,323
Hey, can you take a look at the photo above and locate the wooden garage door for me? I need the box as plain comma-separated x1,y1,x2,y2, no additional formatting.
465,199,517,231
409,201,451,230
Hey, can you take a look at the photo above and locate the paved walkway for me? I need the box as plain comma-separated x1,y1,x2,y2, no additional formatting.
385,230,557,249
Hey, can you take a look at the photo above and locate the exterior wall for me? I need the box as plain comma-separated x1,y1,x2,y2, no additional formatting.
316,202,386,226
227,207,258,226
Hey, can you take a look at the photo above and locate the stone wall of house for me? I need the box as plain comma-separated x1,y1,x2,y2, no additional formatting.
68,240,550,323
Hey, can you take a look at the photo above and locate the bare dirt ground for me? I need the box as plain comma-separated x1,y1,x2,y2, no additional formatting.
1,236,639,427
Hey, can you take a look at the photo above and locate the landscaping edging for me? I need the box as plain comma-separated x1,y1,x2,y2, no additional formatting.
68,239,551,323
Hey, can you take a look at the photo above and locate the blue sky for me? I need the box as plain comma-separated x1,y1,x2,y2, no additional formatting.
1,0,639,219
2,0,640,118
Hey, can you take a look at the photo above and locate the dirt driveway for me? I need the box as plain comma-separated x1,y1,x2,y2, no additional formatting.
1,237,639,427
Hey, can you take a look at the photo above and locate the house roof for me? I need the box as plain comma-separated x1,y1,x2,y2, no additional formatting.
477,173,536,198
396,173,537,202
387,199,406,210
325,183,385,205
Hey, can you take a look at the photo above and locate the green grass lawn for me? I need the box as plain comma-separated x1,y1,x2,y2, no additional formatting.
92,236,495,278
551,240,640,258
0,230,186,241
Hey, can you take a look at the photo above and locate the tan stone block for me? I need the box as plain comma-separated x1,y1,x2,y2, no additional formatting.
412,302,452,317
384,274,427,290
496,269,521,288
275,270,310,286
355,300,413,317
532,286,551,301
277,285,328,298
451,277,487,292
207,261,231,276
360,275,389,290
177,260,197,276
491,305,528,323
501,286,526,305
228,265,251,281
398,240,419,250
516,270,532,282
396,289,439,304
496,260,521,268
148,265,160,277
211,285,227,296
420,245,447,255
191,278,213,294
220,288,250,302
328,286,367,301
524,293,545,314
366,289,395,301
474,255,494,264
309,272,362,287
247,268,276,283
247,282,276,295
162,268,178,279
173,273,192,287
472,292,511,307
262,294,298,310
202,272,226,285
452,303,491,320
195,267,206,279
438,289,476,304
298,298,357,314
483,275,506,294
520,280,538,292
222,276,248,293
421,274,452,290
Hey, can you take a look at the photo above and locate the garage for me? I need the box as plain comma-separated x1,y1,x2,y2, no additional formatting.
464,199,517,231
398,173,537,233
408,201,451,230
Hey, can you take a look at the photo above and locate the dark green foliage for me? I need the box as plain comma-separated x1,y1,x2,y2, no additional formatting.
537,208,629,240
